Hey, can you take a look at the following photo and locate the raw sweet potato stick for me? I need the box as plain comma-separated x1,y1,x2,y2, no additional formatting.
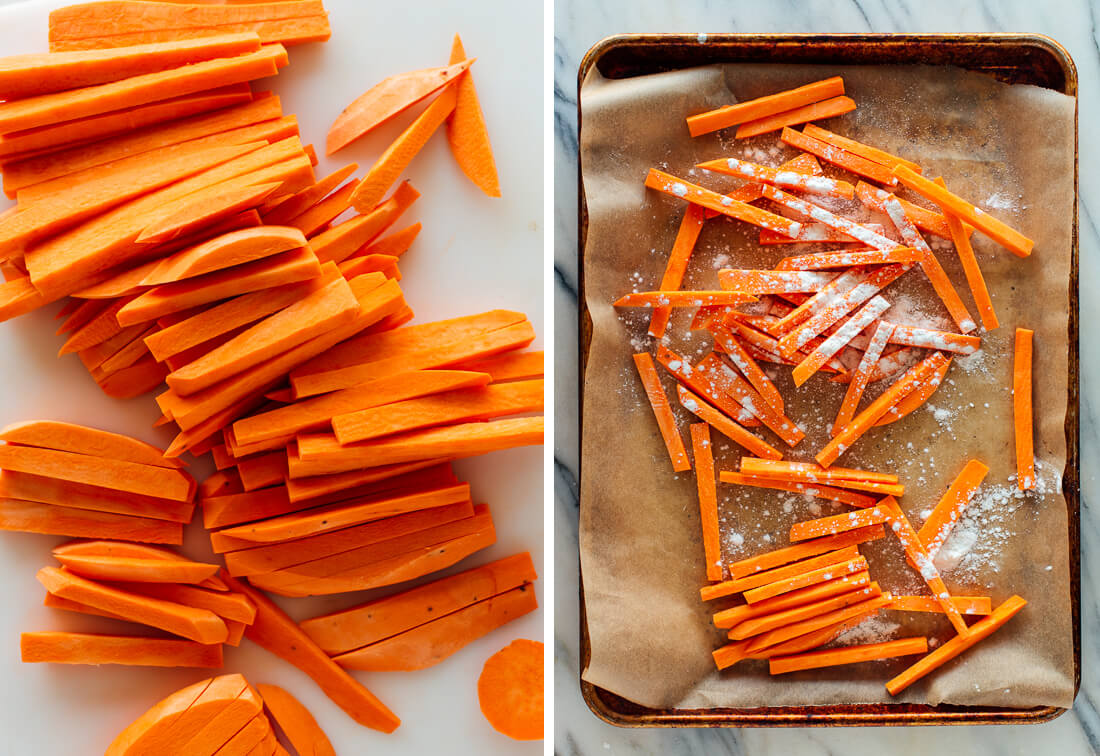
676,386,782,460
779,126,897,186
219,571,400,732
886,596,1027,695
349,79,459,212
833,321,893,435
933,176,999,329
689,423,722,581
326,60,472,155
649,203,705,338
646,169,802,236
893,165,1034,257
916,459,989,556
1014,328,1035,489
881,195,976,333
446,34,500,197
687,77,844,136
770,637,928,675
735,97,856,139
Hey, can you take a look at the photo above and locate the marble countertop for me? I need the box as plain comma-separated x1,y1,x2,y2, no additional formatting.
553,1,1098,752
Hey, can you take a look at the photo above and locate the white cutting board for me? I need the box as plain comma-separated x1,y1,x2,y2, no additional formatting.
0,1,545,753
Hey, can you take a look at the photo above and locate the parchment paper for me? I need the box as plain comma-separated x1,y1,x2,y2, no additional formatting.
579,62,1076,710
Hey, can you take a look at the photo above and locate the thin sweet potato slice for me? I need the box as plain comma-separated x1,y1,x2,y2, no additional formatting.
0,420,181,468
254,684,335,756
477,639,543,741
326,59,473,155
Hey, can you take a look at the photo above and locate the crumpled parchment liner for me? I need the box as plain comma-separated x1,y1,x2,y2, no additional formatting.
579,61,1075,710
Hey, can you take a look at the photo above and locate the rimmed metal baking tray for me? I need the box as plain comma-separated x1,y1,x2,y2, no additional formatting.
576,32,1080,727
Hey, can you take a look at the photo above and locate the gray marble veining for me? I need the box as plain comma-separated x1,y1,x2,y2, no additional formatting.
554,1,1099,752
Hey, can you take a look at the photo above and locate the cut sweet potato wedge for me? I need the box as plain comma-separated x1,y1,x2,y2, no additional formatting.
233,368,491,446
333,583,536,671
4,96,284,198
137,181,283,244
302,551,536,654
21,631,223,668
174,683,265,756
118,246,322,327
254,684,334,756
158,277,404,434
218,571,401,733
446,35,500,197
142,225,307,286
248,505,493,591
349,78,459,212
206,463,458,534
332,378,543,444
211,713,272,756
51,16,330,52
135,674,252,756
24,136,311,299
0,45,286,134
104,676,218,756
292,308,523,378
311,181,419,264
291,319,535,398
0,497,182,543
112,582,255,625
0,444,193,501
220,499,474,576
0,85,253,160
291,416,544,478
166,273,360,395
0,420,180,469
0,141,264,251
262,163,358,224
286,178,359,237
326,59,473,155
249,517,496,597
54,554,219,584
37,566,227,644
143,274,323,362
219,482,471,544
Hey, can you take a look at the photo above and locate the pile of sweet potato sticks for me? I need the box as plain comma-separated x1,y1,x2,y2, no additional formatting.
0,0,543,747
616,75,1036,695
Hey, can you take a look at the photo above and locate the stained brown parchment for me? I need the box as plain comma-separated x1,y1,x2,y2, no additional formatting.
579,62,1075,710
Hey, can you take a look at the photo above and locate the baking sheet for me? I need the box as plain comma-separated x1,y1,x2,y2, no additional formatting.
578,61,1075,710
